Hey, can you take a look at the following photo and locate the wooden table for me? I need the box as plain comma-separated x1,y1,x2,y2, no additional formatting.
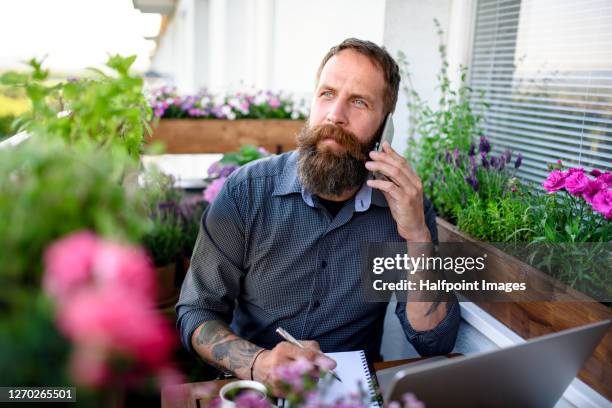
161,355,460,408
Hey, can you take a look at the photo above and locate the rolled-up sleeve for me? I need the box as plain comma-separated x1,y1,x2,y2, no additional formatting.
176,178,246,354
394,196,461,356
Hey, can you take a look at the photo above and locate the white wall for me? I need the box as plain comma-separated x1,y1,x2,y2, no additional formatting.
151,0,387,96
271,0,386,95
382,0,475,154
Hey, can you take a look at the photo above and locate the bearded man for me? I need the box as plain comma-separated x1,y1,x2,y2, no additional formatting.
176,38,461,394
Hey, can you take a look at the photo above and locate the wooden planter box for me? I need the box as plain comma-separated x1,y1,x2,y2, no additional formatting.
147,119,305,154
436,217,612,399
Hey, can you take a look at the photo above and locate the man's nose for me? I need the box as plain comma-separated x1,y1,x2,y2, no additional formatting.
325,100,348,126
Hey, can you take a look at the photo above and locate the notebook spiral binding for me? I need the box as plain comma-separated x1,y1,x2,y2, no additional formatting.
360,351,381,407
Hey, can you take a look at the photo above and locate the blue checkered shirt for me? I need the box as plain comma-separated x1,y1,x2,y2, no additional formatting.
176,151,460,361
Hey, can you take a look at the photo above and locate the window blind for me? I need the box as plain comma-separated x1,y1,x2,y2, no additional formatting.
469,0,612,185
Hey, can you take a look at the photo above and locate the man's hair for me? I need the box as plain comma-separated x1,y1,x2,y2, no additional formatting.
315,38,401,114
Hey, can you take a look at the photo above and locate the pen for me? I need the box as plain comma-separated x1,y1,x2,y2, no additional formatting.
275,327,342,383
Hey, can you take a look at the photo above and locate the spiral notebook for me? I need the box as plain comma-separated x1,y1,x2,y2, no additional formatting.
322,350,380,407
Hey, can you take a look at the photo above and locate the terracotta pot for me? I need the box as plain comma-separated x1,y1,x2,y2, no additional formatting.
436,217,612,399
156,263,178,307
147,119,305,154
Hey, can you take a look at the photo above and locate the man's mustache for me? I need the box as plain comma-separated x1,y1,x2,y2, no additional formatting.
301,124,371,162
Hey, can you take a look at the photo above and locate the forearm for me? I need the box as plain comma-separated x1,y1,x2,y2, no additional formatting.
191,320,264,379
404,235,448,331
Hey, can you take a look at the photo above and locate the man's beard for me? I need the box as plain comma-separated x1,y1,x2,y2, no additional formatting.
296,122,377,197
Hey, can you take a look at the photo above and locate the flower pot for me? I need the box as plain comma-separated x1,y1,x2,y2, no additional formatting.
156,263,178,307
147,119,305,154
436,217,612,399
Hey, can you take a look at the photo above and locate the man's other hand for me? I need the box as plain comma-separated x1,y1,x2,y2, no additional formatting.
252,340,336,397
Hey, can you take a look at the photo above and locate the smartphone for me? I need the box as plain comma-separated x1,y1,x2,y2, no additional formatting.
373,113,394,180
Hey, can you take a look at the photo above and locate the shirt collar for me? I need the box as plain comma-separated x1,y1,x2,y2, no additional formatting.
272,151,389,210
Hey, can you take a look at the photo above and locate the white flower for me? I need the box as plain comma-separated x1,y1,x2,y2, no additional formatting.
221,105,233,117
291,111,300,120
228,97,241,108
227,112,236,120
200,96,211,106
214,94,226,106
254,93,267,105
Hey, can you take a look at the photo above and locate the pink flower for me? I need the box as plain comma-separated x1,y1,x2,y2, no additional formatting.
92,241,156,301
583,179,604,204
591,189,611,219
597,172,612,187
269,98,281,109
590,169,602,177
542,170,568,193
564,171,590,196
43,231,98,299
69,343,110,387
233,391,270,408
58,287,176,368
204,177,227,203
43,232,156,303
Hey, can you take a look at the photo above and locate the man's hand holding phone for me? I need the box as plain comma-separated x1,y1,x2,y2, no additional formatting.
366,127,431,243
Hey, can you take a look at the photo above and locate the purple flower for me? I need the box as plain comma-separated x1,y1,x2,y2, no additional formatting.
402,393,425,408
564,171,590,196
257,147,270,156
445,150,452,164
514,153,523,169
590,169,602,177
219,164,239,178
469,155,477,172
480,152,489,169
468,143,476,157
207,162,222,178
591,189,611,219
465,175,479,192
233,391,269,408
490,156,499,169
503,149,512,163
479,136,491,154
543,169,568,193
203,177,227,203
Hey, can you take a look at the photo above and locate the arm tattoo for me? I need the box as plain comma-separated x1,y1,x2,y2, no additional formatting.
194,320,263,377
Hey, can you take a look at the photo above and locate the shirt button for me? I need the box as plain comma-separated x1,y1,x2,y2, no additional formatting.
313,300,321,308
321,261,327,269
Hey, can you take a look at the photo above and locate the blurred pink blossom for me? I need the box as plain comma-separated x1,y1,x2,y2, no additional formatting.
542,170,568,193
43,231,98,299
597,172,612,187
204,177,227,203
583,179,605,204
69,343,110,387
43,232,156,302
92,241,156,301
591,189,612,219
564,171,590,196
57,287,175,369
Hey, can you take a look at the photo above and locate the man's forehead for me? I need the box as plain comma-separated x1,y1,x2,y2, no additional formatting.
317,50,386,99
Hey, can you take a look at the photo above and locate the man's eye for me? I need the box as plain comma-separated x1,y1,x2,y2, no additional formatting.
320,91,333,98
353,99,367,107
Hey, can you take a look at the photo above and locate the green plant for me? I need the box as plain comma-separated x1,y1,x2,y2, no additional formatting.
0,55,152,159
0,140,151,394
140,169,207,264
0,139,149,292
402,19,484,200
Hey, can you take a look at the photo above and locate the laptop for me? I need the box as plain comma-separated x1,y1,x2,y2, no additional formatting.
384,320,611,408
